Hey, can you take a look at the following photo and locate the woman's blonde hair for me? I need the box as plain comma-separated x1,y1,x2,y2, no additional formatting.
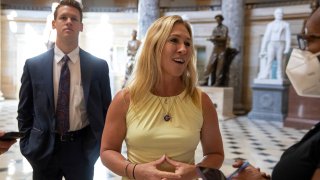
127,15,200,107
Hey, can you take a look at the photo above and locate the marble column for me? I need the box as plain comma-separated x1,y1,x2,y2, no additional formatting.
0,6,4,101
137,0,160,39
222,0,245,114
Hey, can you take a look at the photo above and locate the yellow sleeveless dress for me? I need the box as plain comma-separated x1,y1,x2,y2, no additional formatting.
125,90,203,175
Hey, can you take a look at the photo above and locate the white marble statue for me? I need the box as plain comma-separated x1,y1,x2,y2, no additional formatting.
43,2,59,49
258,8,291,80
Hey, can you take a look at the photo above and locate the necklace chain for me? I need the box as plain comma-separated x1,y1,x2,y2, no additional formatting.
158,97,175,121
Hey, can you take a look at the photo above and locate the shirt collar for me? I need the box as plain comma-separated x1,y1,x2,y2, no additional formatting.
54,45,80,64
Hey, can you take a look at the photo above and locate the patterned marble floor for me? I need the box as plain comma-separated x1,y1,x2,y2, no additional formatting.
0,100,308,179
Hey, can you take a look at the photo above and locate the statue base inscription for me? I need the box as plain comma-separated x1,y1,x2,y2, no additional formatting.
201,86,235,120
248,82,289,121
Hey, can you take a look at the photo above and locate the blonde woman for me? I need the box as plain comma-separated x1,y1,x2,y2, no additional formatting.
100,15,224,179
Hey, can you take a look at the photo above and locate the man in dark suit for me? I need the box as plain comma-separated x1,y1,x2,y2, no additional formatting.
17,0,112,179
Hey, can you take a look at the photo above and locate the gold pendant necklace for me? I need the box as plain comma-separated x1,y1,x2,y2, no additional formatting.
158,97,175,121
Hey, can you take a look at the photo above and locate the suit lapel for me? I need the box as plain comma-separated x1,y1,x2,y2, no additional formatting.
42,49,55,112
79,49,93,106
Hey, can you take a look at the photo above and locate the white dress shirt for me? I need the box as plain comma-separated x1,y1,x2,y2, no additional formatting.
53,46,89,131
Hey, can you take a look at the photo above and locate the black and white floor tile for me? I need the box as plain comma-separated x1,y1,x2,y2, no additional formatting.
0,100,308,179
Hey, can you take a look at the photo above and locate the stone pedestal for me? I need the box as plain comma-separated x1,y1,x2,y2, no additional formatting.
248,80,289,121
201,87,235,120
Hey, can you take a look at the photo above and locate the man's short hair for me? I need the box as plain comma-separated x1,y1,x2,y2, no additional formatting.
54,0,83,22
215,14,224,21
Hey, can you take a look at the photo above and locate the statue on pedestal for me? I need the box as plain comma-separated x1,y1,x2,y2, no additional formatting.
257,8,291,80
122,29,141,88
201,15,238,87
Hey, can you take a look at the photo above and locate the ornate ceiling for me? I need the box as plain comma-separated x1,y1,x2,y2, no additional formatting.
0,0,314,12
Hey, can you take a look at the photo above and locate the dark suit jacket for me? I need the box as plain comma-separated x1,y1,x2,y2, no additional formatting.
17,48,112,169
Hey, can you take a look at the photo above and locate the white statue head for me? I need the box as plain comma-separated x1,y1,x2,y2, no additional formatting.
51,2,59,12
274,8,283,20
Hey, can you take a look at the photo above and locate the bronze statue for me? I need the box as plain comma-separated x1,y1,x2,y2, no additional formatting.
201,15,238,87
122,29,141,88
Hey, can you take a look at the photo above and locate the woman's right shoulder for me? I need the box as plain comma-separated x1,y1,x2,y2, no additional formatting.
113,88,131,107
